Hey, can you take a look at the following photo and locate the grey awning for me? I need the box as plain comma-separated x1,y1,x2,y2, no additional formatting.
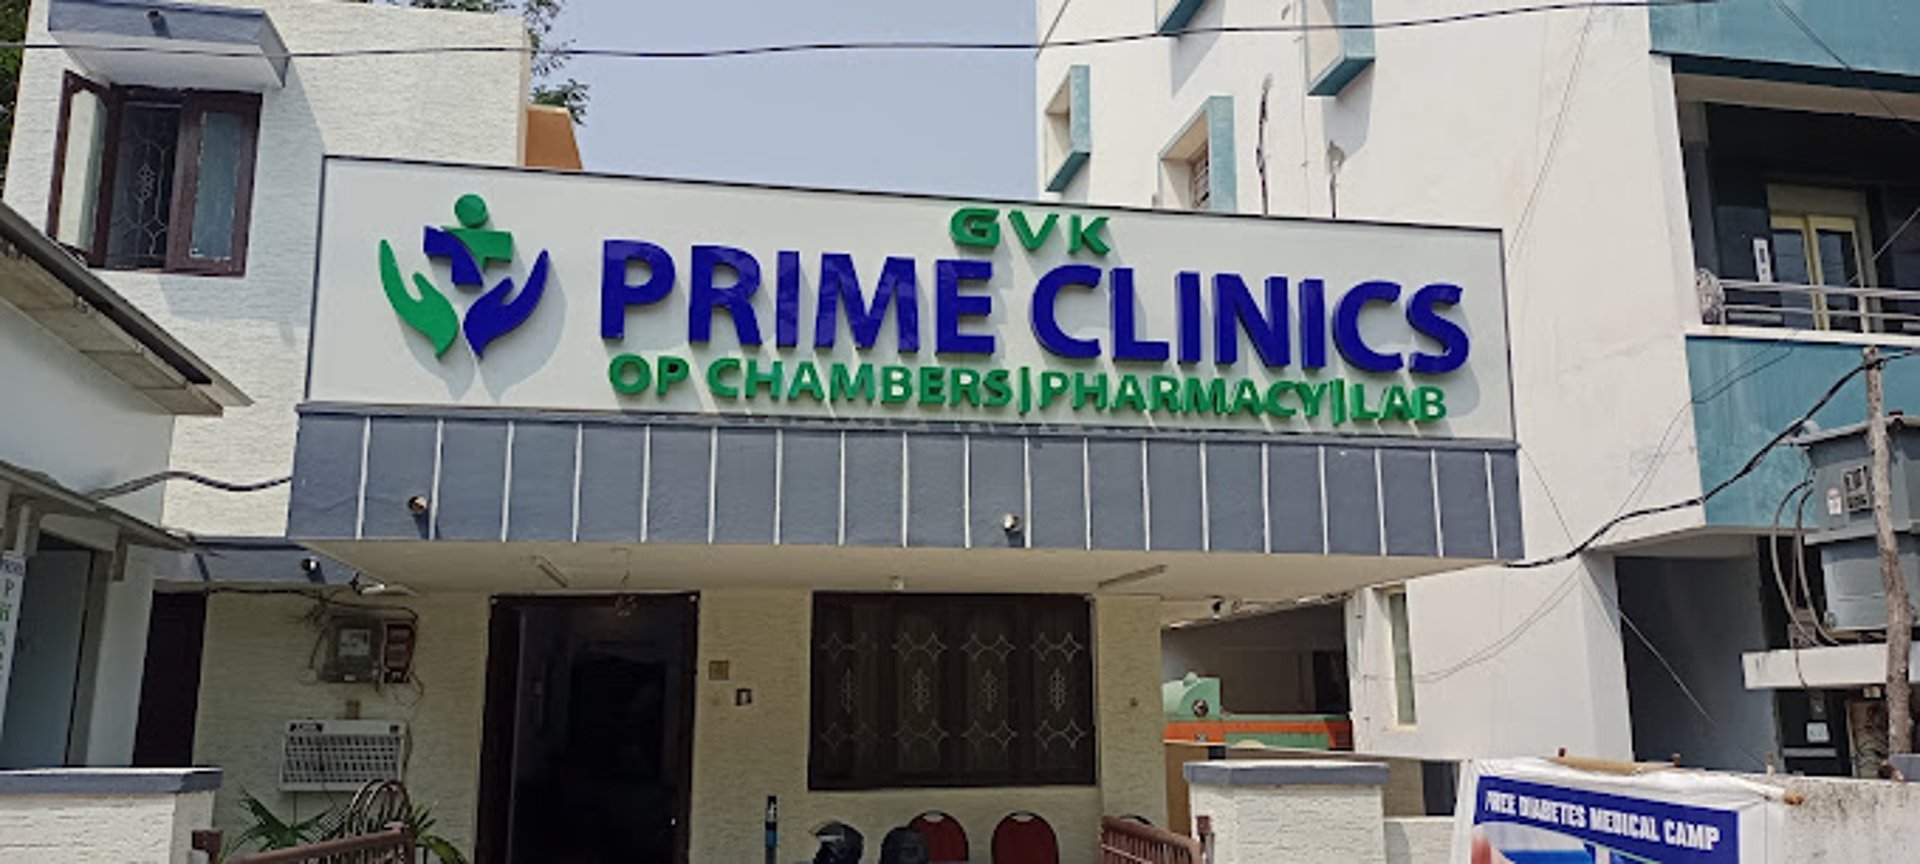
175,536,358,586
47,0,288,91
0,457,187,550
0,202,247,415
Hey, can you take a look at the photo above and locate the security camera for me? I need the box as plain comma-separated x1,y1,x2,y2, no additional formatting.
406,495,430,516
299,557,321,574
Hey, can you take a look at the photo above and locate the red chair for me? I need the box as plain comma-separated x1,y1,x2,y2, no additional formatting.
910,811,969,863
991,811,1058,864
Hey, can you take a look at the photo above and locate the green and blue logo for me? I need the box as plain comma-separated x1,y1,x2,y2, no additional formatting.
379,193,550,358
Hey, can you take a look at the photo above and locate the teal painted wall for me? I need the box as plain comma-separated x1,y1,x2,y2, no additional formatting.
1651,0,1920,82
1688,336,1920,528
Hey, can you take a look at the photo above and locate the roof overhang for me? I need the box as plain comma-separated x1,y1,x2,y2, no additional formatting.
0,202,246,415
1743,643,1920,690
0,456,188,550
159,536,360,587
47,0,288,92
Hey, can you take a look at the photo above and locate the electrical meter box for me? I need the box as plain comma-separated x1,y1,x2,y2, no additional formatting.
1799,418,1920,632
319,612,416,684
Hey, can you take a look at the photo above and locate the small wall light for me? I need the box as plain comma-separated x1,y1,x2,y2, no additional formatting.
406,495,430,516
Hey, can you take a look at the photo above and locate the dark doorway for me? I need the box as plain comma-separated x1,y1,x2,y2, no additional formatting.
133,592,207,767
475,595,696,864
0,536,97,769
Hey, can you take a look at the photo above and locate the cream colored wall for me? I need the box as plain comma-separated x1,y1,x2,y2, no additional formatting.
195,588,1162,862
0,788,213,864
687,589,1164,864
1094,594,1166,824
192,593,490,856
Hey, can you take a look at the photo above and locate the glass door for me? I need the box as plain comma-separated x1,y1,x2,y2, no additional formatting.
1767,186,1876,332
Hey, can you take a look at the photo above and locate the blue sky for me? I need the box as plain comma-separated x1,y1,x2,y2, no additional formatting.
547,0,1037,199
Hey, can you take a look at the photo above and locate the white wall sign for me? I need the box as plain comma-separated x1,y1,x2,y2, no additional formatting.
309,158,1514,439
0,551,25,737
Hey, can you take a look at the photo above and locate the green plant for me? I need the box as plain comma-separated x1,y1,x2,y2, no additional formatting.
228,791,470,864
393,802,470,864
229,791,331,853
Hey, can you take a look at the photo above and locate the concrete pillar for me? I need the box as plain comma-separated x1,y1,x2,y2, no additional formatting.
1183,760,1389,864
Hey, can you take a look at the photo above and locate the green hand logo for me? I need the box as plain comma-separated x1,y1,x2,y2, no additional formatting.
380,238,460,356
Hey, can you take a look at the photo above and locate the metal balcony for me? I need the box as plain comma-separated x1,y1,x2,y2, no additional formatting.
1697,271,1920,336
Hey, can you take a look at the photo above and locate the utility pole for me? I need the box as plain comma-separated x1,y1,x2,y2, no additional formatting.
1864,346,1913,756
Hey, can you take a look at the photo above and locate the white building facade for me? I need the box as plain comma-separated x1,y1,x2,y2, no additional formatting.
0,193,240,774
1,0,528,853
3,4,1528,862
1036,0,1920,774
4,0,531,540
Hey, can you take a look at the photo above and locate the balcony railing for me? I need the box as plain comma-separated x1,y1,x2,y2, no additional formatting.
1697,271,1920,335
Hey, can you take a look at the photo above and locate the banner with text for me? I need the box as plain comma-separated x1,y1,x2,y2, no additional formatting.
1452,759,1787,864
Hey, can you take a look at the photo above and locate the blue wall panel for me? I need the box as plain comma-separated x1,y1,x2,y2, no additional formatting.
292,407,1522,562
1687,336,1920,527
1652,0,1920,85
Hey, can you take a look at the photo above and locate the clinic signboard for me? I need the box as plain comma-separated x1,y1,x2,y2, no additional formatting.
309,158,1513,440
1454,759,1787,864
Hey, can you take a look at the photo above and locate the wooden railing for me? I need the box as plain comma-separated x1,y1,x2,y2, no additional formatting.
1100,815,1206,864
225,824,414,864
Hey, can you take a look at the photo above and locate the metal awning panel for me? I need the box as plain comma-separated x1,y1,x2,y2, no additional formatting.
0,203,245,415
47,0,288,91
0,457,187,550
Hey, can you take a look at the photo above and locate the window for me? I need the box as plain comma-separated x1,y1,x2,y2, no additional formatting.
1156,0,1208,34
1159,96,1235,213
1384,587,1417,726
1043,65,1090,193
810,593,1095,790
49,72,260,276
1189,151,1211,212
1762,185,1875,332
1306,0,1377,97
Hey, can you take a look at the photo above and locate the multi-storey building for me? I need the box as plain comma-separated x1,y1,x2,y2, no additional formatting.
1037,0,1920,776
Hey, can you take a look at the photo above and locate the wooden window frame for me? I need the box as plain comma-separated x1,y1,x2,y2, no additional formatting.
808,593,1096,791
167,90,261,276
47,71,110,255
48,72,260,277
1383,586,1417,727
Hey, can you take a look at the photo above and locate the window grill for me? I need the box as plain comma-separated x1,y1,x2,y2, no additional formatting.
279,720,408,792
1190,152,1212,211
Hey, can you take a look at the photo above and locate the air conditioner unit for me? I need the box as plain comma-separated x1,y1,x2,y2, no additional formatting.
280,719,407,792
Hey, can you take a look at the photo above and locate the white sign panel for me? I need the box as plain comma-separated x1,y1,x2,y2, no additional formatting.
1453,759,1787,864
0,551,24,738
309,158,1513,439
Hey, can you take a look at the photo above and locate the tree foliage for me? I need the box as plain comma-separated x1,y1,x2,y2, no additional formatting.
366,0,589,123
0,0,28,191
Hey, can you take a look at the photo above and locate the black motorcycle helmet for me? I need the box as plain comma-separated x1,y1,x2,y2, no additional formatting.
813,821,865,864
878,826,929,864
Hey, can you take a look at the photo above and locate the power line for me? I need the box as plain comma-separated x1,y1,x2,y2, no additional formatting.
1036,0,1078,55
1509,347,1920,569
0,1,1713,64
1767,0,1920,143
1510,0,1601,254
89,470,290,501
